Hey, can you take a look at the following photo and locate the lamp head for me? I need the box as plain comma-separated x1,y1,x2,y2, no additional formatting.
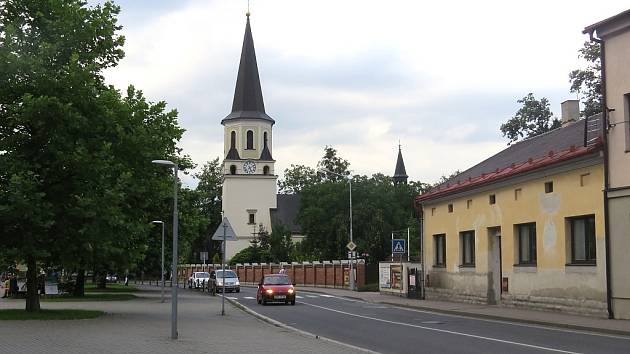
151,220,164,225
152,159,175,166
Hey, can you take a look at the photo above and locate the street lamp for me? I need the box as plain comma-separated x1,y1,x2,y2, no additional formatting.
152,159,179,340
151,220,165,303
318,168,355,291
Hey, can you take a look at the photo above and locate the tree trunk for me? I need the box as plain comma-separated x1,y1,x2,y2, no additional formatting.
97,270,106,289
25,256,40,312
73,269,85,297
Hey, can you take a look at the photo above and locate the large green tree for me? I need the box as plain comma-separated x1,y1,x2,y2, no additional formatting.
500,93,561,144
569,41,602,118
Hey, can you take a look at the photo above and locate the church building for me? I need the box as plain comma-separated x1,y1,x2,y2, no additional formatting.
221,13,278,259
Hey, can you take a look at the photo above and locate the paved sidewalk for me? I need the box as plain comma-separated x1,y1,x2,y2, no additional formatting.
0,286,367,354
298,286,630,336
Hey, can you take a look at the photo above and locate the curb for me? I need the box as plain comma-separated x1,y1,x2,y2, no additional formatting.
223,295,380,354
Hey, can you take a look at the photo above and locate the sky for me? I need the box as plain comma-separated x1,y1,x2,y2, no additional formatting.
95,0,629,188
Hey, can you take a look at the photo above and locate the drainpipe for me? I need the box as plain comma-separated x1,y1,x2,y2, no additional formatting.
588,32,613,319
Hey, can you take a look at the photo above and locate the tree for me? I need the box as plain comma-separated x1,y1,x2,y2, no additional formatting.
278,164,319,194
500,93,561,144
317,146,351,181
569,41,602,118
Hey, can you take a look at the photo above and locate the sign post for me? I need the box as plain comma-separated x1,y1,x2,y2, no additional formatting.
212,216,237,316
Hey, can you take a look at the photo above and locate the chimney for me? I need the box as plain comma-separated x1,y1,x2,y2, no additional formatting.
561,100,580,126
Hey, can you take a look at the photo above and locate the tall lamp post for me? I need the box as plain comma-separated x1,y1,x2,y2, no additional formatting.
151,220,165,303
152,159,179,340
318,168,355,291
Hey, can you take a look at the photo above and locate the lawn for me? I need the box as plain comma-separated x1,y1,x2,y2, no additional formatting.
42,293,137,302
0,309,104,320
84,283,138,292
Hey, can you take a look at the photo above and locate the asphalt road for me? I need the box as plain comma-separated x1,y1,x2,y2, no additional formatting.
222,286,630,354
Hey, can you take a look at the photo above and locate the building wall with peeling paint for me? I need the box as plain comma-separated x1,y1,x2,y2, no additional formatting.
422,163,606,316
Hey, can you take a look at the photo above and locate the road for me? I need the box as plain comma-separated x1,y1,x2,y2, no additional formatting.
221,286,630,354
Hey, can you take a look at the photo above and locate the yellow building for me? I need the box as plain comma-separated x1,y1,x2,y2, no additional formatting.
417,105,608,316
584,9,630,320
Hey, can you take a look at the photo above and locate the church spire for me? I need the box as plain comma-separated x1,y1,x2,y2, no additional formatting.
222,13,274,125
393,144,408,185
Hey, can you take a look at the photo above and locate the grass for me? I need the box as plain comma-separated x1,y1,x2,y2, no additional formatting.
84,283,138,292
0,309,104,320
42,293,137,302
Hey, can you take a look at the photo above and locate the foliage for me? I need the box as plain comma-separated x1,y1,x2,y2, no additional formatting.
0,0,189,309
316,145,351,181
569,41,602,118
41,293,137,302
278,164,319,194
500,93,561,144
0,309,104,321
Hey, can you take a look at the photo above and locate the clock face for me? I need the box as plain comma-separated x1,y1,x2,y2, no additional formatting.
243,160,256,174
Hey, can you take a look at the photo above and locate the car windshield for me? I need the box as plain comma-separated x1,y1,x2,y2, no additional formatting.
264,276,290,285
195,273,209,278
216,270,237,278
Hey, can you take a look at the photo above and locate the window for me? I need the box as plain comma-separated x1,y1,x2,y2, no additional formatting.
514,188,522,200
545,181,553,193
246,130,254,150
229,165,236,175
516,223,537,265
467,200,472,209
489,194,496,205
434,234,446,267
263,132,268,147
569,215,596,264
460,231,475,266
230,131,236,149
580,173,590,187
448,204,453,213
263,165,270,175
248,213,255,225
431,208,436,216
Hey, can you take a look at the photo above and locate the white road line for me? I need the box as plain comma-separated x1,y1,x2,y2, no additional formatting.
306,295,318,298
296,295,304,299
226,297,238,300
301,302,581,354
319,294,334,298
243,296,255,299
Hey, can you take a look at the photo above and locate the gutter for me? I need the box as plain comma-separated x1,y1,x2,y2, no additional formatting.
587,31,614,320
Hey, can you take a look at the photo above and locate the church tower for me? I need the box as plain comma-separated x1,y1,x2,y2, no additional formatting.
393,144,408,185
221,13,277,259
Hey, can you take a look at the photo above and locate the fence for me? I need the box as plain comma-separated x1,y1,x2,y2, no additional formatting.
178,260,367,289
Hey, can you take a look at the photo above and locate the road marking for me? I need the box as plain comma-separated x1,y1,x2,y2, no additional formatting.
319,294,334,298
296,295,304,299
301,302,581,354
306,295,318,298
243,296,255,300
226,297,238,300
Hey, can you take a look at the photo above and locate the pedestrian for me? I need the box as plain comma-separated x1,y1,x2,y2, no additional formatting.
2,276,9,298
124,274,128,286
10,275,18,297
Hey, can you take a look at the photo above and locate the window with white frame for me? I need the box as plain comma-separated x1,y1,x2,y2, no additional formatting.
460,231,475,267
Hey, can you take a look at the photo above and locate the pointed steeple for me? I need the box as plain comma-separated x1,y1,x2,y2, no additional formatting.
222,14,275,125
393,144,408,185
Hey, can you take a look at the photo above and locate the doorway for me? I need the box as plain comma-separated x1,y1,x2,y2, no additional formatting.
487,227,502,304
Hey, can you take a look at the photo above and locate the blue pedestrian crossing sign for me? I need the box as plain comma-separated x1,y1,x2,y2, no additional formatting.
392,239,406,254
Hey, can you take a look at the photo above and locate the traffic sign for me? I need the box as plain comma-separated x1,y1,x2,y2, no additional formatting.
200,252,208,262
346,241,357,251
212,217,238,241
392,239,406,254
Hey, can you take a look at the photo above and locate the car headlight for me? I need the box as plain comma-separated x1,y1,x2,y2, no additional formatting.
265,289,273,295
235,280,240,285
287,288,294,294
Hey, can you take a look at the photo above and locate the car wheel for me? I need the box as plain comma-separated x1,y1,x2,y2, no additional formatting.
257,295,261,304
262,297,267,306
291,300,296,306
236,288,240,293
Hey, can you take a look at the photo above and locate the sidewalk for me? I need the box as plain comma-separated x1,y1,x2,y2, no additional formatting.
299,287,630,336
0,286,368,354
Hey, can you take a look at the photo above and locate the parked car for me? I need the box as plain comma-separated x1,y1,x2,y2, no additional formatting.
214,270,240,293
188,272,210,289
257,274,296,305
106,274,118,282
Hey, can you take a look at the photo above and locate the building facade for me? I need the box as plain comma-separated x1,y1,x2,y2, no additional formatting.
584,9,630,319
221,14,277,259
417,107,608,316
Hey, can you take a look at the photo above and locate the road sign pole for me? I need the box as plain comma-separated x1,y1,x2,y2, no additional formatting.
221,222,226,316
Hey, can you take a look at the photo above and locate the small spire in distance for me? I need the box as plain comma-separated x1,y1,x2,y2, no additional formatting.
246,0,250,17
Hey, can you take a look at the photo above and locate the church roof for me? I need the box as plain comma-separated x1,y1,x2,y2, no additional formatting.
222,15,275,125
393,146,408,179
259,144,273,161
270,194,302,234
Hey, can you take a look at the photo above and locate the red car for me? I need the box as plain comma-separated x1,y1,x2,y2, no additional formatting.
257,274,296,305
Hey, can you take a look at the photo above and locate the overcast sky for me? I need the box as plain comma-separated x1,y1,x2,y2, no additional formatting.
96,0,628,187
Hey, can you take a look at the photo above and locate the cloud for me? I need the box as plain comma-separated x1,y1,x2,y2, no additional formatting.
99,0,628,188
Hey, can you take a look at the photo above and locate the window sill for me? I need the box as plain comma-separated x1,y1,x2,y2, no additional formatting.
459,264,475,268
513,264,537,273
513,263,537,267
433,264,446,269
565,262,596,267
